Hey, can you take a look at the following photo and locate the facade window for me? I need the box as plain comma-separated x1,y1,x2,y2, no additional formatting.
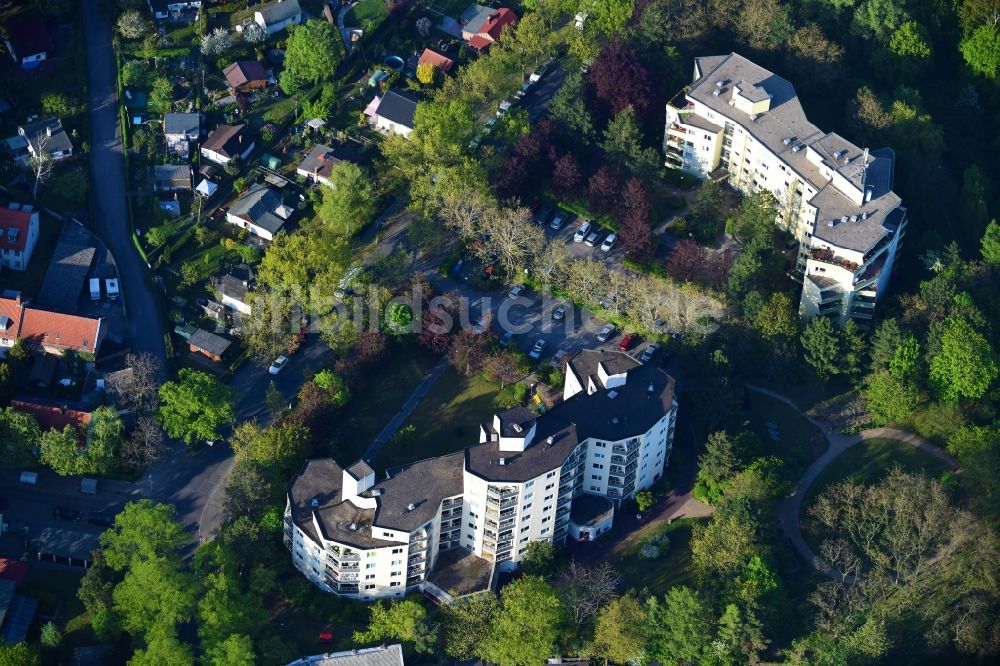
468,522,476,529
541,528,550,535
382,531,393,537
366,563,376,569
391,560,402,566
591,474,601,480
547,471,556,478
524,492,533,500
525,481,534,488
390,582,400,587
596,442,606,448
365,584,376,590
520,537,529,544
545,483,554,490
541,516,550,523
391,571,401,577
365,574,375,580
521,526,530,533
391,548,403,554
594,453,605,459
593,463,604,470
524,503,533,510
544,494,553,502
366,552,377,558
590,485,600,491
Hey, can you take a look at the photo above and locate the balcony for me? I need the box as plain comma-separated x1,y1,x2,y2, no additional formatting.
809,248,859,272
338,584,359,594
487,486,518,499
849,308,873,320
487,496,518,509
499,518,515,530
668,123,687,135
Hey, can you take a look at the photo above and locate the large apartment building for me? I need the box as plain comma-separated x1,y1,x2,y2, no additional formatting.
284,350,677,601
664,53,907,326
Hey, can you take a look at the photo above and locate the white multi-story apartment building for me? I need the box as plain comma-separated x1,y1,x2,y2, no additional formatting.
285,350,677,601
664,53,907,326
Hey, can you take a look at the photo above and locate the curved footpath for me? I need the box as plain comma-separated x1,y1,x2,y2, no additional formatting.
745,384,958,583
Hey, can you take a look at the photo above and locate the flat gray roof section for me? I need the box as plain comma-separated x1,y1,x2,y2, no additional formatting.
36,223,96,311
32,527,100,561
285,644,404,666
570,493,614,527
426,547,493,597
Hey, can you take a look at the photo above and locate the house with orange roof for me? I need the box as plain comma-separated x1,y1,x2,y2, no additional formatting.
0,204,39,272
0,293,104,356
10,399,93,441
418,48,455,75
459,5,517,50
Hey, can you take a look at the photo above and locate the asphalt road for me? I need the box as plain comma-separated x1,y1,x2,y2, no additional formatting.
83,0,168,368
522,62,566,122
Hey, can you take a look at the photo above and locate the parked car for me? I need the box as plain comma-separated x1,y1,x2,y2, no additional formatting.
574,220,592,242
619,333,639,351
88,513,115,527
552,304,568,320
53,507,81,521
499,331,514,348
530,62,549,83
529,338,547,360
585,231,601,247
640,343,660,363
268,355,288,375
452,259,464,275
508,284,526,299
600,233,618,252
597,323,617,343
550,212,567,230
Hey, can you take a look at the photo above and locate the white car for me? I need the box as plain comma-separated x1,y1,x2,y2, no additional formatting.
529,63,548,83
529,338,547,360
600,233,618,252
268,355,288,375
573,221,592,242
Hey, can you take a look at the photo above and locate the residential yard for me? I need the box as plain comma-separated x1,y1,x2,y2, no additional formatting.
0,212,63,297
374,367,509,472
746,390,828,477
606,518,704,597
346,0,389,32
331,343,439,462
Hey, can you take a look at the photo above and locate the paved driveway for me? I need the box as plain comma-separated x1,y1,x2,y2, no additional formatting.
82,0,167,368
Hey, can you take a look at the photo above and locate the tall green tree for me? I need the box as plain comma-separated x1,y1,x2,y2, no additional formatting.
354,599,438,655
960,25,1000,79
197,572,267,652
982,219,1000,265
753,292,798,339
280,20,342,93
645,587,712,665
865,371,921,425
112,557,196,636
318,162,378,237
588,594,647,664
101,500,188,570
442,592,499,660
230,422,309,475
0,407,42,465
801,317,841,380
127,630,195,666
599,106,661,179
157,369,235,445
204,634,256,666
694,431,739,505
959,165,992,241
39,426,85,476
481,576,564,666
929,316,999,403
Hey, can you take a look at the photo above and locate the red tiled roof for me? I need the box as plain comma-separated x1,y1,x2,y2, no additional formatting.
0,208,34,252
10,399,92,436
482,8,517,40
0,559,29,586
0,296,21,335
418,48,455,74
19,307,101,353
467,35,492,50
223,60,269,88
7,18,52,60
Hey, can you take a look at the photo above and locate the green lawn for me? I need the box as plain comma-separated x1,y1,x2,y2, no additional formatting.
608,518,704,597
808,438,951,501
346,0,388,31
374,367,506,472
746,390,828,476
332,343,439,462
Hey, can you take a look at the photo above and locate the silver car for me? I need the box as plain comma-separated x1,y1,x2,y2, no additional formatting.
596,323,617,343
640,343,660,363
529,338,547,360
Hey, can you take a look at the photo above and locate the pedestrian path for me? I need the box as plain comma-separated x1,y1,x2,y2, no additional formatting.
745,384,958,583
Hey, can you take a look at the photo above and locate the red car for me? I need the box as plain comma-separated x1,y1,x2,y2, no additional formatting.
619,333,639,351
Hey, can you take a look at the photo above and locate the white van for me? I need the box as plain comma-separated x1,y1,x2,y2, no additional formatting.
19,471,38,485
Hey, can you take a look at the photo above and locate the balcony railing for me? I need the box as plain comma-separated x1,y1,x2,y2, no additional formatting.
809,248,859,272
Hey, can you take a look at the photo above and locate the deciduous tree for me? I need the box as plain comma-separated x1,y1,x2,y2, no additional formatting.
929,316,999,402
280,20,341,94
481,576,564,666
318,162,378,237
354,599,438,654
588,594,646,664
157,369,236,445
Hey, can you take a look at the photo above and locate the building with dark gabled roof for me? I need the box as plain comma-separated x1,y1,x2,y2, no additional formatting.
187,328,232,362
223,60,270,93
4,17,52,68
365,89,418,138
254,0,304,35
18,118,73,160
296,143,345,187
201,123,255,165
285,348,677,600
225,183,293,241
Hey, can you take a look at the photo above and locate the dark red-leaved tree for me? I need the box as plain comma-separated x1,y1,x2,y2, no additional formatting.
587,166,620,215
496,154,532,200
705,249,736,289
419,306,453,355
618,177,653,260
588,39,656,127
666,239,706,282
552,153,583,201
356,331,390,366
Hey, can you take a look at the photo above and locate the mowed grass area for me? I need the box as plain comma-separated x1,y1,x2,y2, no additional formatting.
746,390,828,475
374,367,506,472
807,438,951,504
346,0,388,31
332,343,438,462
608,518,705,597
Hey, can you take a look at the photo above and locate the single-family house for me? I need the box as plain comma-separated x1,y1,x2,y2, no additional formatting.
188,328,232,362
18,118,73,161
163,112,200,156
4,18,53,69
418,48,455,75
215,265,254,315
459,5,517,50
255,0,304,35
147,0,202,21
0,204,40,272
10,398,93,442
153,164,193,192
223,60,270,93
201,123,255,165
365,89,417,138
295,143,345,187
0,293,104,356
226,183,293,241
